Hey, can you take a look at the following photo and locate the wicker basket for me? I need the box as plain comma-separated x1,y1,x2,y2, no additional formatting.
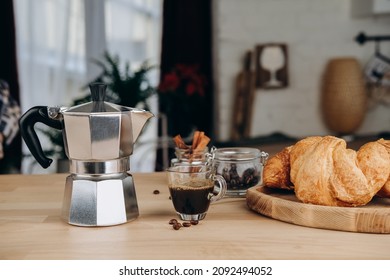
322,57,367,134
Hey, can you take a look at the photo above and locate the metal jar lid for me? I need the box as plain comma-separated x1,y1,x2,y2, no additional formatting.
213,147,268,163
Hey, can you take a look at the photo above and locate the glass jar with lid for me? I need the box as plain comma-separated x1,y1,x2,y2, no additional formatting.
211,147,269,197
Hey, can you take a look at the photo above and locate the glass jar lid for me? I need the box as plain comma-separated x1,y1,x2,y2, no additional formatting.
213,147,262,161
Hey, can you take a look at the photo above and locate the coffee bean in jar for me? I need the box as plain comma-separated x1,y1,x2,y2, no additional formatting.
211,147,268,197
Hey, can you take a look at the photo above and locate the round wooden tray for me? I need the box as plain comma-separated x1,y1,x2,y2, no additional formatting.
246,186,390,233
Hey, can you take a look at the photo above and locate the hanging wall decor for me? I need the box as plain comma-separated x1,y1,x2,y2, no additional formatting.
356,32,390,107
255,43,289,89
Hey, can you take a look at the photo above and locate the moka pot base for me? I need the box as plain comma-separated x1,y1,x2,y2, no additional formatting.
61,158,139,227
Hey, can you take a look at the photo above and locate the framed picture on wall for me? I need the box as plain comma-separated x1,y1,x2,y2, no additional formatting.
255,43,289,89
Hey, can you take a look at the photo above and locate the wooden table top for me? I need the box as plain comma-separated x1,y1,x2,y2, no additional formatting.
0,172,389,260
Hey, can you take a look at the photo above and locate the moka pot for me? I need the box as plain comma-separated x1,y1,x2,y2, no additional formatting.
19,83,154,226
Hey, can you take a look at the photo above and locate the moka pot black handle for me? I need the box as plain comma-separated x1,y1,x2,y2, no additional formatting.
19,106,63,169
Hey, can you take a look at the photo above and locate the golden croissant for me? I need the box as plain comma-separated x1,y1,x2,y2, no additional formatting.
262,136,390,207
376,138,390,198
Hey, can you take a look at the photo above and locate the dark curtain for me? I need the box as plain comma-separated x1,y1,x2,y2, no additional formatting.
0,0,21,173
156,0,213,170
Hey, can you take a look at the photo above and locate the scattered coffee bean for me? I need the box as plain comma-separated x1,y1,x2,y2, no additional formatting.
153,190,160,194
169,218,200,230
173,223,182,230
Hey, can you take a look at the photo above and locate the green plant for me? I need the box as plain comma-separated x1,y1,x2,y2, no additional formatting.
86,51,156,111
36,127,66,159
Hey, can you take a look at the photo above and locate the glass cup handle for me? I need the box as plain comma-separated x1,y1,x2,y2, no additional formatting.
210,174,227,202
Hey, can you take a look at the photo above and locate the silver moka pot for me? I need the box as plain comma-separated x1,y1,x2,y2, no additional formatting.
19,83,153,226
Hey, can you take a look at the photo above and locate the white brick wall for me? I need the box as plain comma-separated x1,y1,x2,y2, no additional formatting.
213,0,390,141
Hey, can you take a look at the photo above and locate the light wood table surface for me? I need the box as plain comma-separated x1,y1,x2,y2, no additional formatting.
0,172,389,260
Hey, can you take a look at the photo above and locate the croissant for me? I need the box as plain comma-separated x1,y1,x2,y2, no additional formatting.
262,146,293,190
262,136,322,191
263,136,390,207
376,138,390,198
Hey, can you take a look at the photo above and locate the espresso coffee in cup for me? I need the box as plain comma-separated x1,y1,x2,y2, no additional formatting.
166,165,227,221
169,180,214,215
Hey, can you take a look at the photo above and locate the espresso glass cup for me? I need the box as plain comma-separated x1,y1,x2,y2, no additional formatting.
166,165,227,221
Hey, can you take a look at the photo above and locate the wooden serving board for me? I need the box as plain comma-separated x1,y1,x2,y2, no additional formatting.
246,186,390,233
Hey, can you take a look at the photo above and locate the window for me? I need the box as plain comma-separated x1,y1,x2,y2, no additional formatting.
15,0,162,173
106,0,161,70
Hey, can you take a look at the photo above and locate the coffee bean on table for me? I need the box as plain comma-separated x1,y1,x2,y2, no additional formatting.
169,218,199,230
173,223,182,230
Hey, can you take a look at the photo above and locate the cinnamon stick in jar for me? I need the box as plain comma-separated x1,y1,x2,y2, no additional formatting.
173,131,210,164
